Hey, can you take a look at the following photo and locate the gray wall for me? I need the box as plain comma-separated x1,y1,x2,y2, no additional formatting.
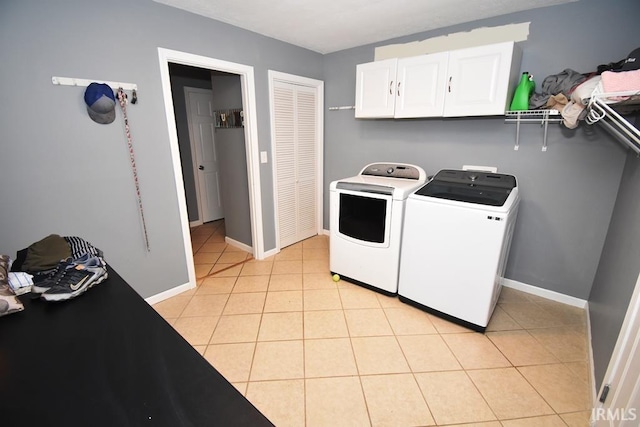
1,0,639,305
169,65,213,222
211,75,253,247
589,149,640,389
322,0,640,299
0,0,322,298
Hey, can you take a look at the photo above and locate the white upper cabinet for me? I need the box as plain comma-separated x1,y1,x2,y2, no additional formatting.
355,41,522,119
443,41,522,117
395,52,449,118
355,58,398,118
355,53,449,118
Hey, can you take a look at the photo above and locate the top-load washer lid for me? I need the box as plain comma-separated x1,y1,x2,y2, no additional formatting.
414,169,517,207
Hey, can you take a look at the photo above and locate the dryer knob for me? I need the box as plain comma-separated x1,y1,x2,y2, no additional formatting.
387,167,394,174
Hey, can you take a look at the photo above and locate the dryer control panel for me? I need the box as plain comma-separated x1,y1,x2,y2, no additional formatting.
360,163,423,180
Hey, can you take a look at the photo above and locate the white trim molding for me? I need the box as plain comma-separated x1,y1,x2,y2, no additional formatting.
145,281,194,306
502,278,588,308
585,302,598,406
157,47,266,292
225,236,253,254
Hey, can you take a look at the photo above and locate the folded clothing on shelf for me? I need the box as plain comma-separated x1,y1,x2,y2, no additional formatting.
0,255,24,317
601,69,640,100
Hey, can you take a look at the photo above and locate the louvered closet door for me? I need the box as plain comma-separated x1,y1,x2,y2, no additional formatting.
273,81,318,248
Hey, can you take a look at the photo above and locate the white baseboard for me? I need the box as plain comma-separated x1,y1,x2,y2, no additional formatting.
502,278,588,309
189,219,203,228
263,247,278,259
584,302,598,408
145,281,194,305
504,278,596,407
225,236,253,253
262,231,329,261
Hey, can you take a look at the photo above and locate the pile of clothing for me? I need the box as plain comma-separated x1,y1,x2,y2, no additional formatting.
0,234,109,317
529,47,640,129
0,255,23,317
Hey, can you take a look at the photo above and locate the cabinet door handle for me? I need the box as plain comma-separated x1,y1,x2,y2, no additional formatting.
397,81,401,96
448,76,452,93
390,80,393,95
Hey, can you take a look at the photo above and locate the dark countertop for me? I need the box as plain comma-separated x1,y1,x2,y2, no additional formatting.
0,266,273,427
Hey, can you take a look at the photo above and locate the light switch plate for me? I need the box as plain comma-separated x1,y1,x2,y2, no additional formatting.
260,151,268,163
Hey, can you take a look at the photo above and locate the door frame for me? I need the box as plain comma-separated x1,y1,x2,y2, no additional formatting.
594,272,640,425
184,86,222,227
158,48,265,288
267,70,324,251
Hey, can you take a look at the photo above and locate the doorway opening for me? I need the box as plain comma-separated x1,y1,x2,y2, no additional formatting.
168,65,224,227
158,48,265,288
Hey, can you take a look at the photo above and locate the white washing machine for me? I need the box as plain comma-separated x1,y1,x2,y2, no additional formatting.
330,163,427,295
398,169,520,331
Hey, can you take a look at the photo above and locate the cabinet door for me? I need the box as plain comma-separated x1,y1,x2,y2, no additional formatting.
443,41,518,117
395,52,449,118
355,58,397,118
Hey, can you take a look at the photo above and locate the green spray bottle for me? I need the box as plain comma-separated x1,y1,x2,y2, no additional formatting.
510,72,535,111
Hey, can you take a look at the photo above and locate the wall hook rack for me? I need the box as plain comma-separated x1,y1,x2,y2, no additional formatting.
52,76,138,92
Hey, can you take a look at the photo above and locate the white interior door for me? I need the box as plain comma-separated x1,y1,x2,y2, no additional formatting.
270,76,323,249
185,87,224,223
595,272,640,426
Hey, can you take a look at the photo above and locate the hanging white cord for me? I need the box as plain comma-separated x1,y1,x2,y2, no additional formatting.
117,88,150,252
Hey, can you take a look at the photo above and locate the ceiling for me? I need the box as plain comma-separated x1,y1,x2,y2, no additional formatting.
153,0,577,54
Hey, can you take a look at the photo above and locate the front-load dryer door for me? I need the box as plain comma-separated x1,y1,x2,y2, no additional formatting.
335,189,393,248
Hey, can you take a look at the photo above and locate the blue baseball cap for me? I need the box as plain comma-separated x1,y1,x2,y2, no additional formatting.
84,83,116,124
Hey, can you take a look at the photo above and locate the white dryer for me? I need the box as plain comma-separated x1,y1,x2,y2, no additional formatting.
330,163,427,295
398,169,520,331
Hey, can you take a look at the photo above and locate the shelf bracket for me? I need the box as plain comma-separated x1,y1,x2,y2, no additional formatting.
514,112,521,151
505,109,562,152
542,110,550,152
585,94,640,155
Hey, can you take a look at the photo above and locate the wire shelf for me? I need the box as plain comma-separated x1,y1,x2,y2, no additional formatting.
504,109,562,151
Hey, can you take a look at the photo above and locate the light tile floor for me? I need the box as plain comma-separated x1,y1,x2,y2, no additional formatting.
153,220,593,427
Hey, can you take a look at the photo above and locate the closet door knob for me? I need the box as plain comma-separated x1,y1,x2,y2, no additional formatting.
199,165,204,170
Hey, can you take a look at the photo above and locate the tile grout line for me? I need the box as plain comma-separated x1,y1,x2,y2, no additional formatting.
184,225,591,426
335,280,374,427
381,301,438,425
244,279,267,398
486,296,590,410
301,278,308,427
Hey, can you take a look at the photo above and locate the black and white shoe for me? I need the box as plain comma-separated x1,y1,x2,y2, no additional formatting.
41,257,108,302
31,254,94,294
